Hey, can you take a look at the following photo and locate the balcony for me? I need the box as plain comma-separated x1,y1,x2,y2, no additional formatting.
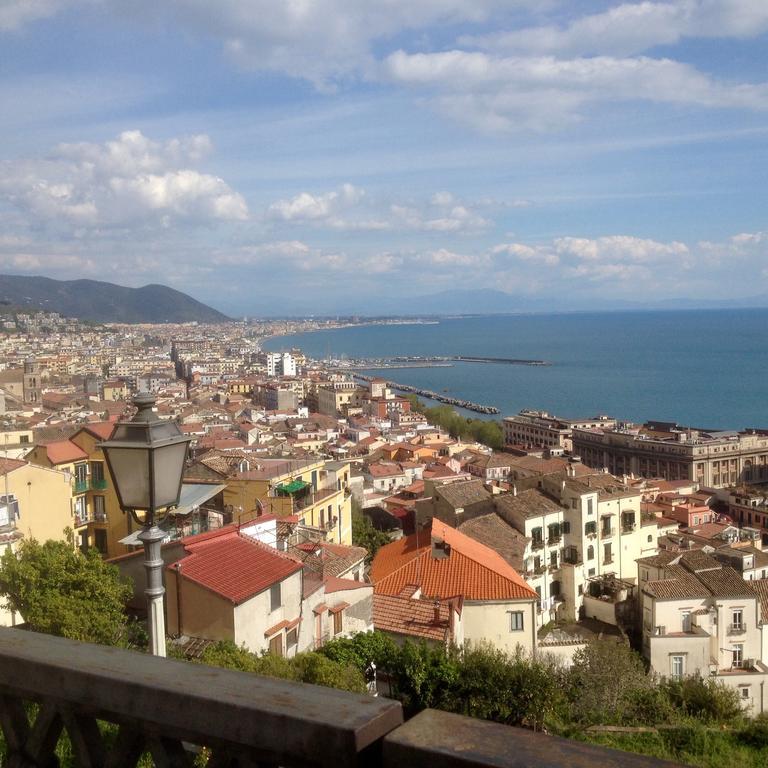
621,522,636,533
601,527,615,538
728,623,747,635
0,628,675,768
73,479,88,494
90,478,108,491
547,536,561,546
531,539,544,550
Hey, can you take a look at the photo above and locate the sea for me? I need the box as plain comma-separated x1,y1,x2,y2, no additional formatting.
262,309,768,430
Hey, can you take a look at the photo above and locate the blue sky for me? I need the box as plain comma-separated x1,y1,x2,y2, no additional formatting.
0,1,767,315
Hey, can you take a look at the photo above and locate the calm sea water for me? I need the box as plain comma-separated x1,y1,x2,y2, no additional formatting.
263,310,768,429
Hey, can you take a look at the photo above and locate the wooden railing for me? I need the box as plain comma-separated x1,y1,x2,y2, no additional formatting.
0,628,681,767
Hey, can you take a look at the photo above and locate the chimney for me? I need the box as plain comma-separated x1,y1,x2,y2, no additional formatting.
434,599,441,624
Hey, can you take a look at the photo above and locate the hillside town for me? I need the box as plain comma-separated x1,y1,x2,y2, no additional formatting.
3,314,768,716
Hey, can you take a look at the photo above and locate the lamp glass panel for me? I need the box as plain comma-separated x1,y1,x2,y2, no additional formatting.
105,447,150,509
151,441,188,509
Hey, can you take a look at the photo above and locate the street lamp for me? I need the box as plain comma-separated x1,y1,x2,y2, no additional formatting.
99,393,191,657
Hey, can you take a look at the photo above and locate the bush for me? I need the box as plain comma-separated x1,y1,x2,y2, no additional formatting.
662,676,743,725
738,713,768,748
318,630,398,672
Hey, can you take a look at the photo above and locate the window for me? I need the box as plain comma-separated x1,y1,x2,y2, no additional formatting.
732,609,743,630
587,545,594,560
603,543,612,564
270,583,281,612
509,611,524,631
741,686,751,700
94,529,108,556
333,610,343,636
268,633,283,657
732,644,744,668
587,498,594,515
585,521,597,536
681,610,691,632
286,628,298,648
549,551,558,568
647,534,653,543
562,521,571,534
93,495,106,521
671,655,684,679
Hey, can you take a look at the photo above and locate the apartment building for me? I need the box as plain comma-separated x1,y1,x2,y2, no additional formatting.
317,380,363,418
222,457,353,545
26,423,125,557
573,423,768,489
503,410,616,451
638,551,768,713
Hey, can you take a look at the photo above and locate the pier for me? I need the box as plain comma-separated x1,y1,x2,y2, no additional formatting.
354,373,500,415
327,355,550,369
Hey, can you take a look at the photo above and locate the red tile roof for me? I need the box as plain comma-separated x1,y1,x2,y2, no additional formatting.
0,458,27,475
371,519,537,602
374,593,462,642
170,530,302,605
80,422,115,440
43,440,88,465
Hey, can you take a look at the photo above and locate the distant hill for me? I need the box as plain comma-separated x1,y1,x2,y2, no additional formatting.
0,275,229,323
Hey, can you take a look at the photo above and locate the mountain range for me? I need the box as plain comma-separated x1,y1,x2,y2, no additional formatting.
0,275,229,323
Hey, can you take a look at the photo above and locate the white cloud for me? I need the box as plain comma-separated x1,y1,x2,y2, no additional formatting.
464,1,768,57
385,49,768,132
0,130,248,229
553,235,689,262
266,184,490,232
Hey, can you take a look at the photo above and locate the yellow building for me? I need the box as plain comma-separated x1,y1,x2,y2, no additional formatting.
0,456,75,626
103,381,130,401
25,423,129,558
222,457,352,545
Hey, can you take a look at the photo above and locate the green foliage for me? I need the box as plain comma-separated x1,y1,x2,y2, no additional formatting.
738,713,768,748
414,402,504,449
199,640,366,693
662,676,743,725
352,506,391,563
318,630,399,671
567,640,653,725
0,537,133,646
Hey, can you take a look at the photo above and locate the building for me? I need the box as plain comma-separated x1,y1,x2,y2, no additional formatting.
371,519,538,656
26,423,124,557
317,380,363,418
165,526,372,655
638,551,768,713
266,352,297,378
573,422,768,489
220,457,353,545
503,410,616,451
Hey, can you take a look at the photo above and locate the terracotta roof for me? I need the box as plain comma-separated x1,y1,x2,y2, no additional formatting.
748,579,768,623
41,439,88,465
169,530,302,605
434,479,491,510
458,513,528,572
374,593,462,642
79,422,115,440
695,567,756,599
642,574,711,600
0,458,27,475
371,519,537,602
495,488,564,520
323,576,370,593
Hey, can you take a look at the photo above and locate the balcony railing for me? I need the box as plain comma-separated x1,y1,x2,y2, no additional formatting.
622,522,636,533
90,478,108,490
531,540,544,550
73,479,88,494
601,527,615,538
728,623,747,635
547,536,561,546
0,628,676,768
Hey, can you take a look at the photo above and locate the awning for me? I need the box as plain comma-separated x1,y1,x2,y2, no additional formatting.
275,479,310,495
118,483,226,546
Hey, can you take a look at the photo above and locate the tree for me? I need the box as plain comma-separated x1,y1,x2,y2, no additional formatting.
566,640,652,725
351,504,390,563
0,536,133,646
199,640,366,693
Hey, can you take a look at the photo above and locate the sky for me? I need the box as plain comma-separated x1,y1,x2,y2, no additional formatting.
0,0,767,316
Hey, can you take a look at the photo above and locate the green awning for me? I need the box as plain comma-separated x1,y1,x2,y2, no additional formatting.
276,479,310,495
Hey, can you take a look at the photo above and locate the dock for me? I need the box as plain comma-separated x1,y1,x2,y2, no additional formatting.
353,373,500,415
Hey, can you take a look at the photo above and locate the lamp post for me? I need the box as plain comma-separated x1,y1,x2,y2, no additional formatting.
99,393,191,657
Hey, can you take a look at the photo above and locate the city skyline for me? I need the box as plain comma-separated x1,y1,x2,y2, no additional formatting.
1,1,767,315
